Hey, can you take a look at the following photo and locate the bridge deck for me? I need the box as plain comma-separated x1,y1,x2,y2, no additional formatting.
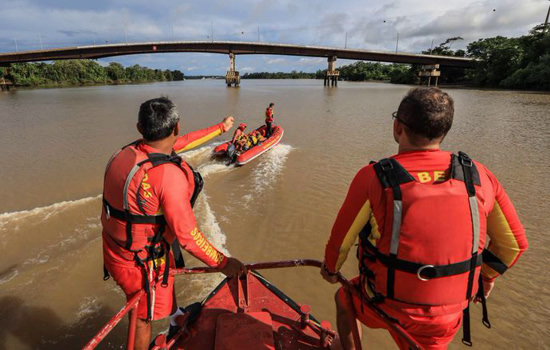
0,41,474,68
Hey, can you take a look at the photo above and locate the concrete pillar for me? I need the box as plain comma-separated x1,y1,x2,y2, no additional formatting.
229,53,236,73
328,56,336,72
418,64,440,87
225,52,240,87
324,56,339,87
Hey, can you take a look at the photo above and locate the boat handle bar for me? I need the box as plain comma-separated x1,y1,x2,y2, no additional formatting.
172,259,421,350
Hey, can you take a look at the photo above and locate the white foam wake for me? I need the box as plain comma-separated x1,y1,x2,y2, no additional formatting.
194,192,230,257
0,195,101,231
178,141,225,165
251,144,293,194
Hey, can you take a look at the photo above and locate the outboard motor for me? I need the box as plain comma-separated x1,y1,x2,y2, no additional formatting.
226,143,237,160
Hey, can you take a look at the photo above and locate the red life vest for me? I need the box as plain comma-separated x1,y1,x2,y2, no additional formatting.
265,108,274,123
359,152,487,306
102,141,203,274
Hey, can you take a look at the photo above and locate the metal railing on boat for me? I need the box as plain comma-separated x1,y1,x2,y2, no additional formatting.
83,259,421,350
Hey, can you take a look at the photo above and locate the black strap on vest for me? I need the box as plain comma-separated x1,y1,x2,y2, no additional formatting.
361,238,483,279
373,158,415,299
462,274,492,346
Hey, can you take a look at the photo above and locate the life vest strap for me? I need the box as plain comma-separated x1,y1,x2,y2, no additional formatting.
103,199,167,225
361,238,483,280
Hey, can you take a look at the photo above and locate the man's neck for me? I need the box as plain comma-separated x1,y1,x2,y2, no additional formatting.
398,143,441,154
143,139,174,155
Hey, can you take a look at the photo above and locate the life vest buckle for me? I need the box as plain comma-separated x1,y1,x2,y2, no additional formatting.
417,264,435,281
379,158,394,171
459,152,473,167
105,204,110,219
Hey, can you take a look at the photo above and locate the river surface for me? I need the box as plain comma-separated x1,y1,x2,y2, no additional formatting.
0,80,548,349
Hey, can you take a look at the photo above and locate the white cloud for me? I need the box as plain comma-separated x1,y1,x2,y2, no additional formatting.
297,57,324,66
241,66,255,72
266,58,286,64
0,0,545,73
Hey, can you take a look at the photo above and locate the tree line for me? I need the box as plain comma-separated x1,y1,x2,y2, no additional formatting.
0,60,184,87
1,24,547,90
323,24,549,90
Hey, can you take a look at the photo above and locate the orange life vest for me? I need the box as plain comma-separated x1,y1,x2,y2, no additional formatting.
101,141,203,319
359,152,487,305
265,107,274,123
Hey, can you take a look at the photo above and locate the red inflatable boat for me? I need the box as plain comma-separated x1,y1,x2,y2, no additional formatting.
85,260,421,350
213,125,284,166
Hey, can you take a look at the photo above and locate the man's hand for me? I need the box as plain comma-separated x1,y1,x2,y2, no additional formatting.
320,262,339,284
474,278,495,304
222,116,234,132
219,257,247,278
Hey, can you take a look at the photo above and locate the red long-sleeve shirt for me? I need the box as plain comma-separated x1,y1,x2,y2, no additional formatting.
103,123,228,269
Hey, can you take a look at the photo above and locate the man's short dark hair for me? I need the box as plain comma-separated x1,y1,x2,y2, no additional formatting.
397,87,454,140
138,97,179,141
269,103,274,107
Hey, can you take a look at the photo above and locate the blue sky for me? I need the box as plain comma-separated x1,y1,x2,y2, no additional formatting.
0,0,547,74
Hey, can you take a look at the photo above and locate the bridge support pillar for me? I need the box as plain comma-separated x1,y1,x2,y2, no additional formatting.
0,67,14,91
324,56,339,87
418,64,440,86
225,53,240,87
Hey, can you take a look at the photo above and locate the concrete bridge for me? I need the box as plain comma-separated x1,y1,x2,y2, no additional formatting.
0,41,474,86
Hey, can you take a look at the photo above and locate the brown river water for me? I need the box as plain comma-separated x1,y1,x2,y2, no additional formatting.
0,80,549,349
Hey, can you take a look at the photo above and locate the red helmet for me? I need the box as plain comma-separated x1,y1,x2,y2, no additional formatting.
238,123,247,130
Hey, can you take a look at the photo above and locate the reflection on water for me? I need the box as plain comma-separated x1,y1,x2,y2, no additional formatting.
0,80,549,349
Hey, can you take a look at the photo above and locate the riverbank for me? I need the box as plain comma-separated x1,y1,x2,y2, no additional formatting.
0,60,184,88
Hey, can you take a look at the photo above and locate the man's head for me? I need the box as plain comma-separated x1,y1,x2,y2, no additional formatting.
393,87,454,147
137,97,179,141
269,103,274,108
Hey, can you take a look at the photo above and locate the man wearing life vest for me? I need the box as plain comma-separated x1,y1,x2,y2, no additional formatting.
321,87,528,349
265,102,274,138
231,123,247,144
101,97,247,350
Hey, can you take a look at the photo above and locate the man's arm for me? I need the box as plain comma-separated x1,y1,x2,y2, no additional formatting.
481,167,528,282
174,116,234,153
323,167,373,279
157,167,227,268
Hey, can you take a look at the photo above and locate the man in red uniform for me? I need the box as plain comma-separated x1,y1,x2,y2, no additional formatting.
102,97,246,350
321,87,528,349
265,102,274,138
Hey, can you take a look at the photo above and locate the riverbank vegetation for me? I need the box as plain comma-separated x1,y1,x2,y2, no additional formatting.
328,24,550,90
0,60,184,87
1,25,547,90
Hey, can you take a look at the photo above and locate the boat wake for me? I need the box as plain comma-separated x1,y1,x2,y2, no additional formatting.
0,195,101,233
241,144,293,207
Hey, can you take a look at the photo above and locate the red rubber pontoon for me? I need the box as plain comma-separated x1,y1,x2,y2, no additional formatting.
84,260,421,350
213,125,284,166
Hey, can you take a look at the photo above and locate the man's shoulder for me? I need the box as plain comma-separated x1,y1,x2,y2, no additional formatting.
146,161,189,187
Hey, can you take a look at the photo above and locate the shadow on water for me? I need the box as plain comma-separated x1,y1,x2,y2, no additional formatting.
0,296,124,350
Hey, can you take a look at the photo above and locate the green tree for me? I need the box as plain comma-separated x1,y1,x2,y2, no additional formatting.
106,62,126,82
466,36,523,86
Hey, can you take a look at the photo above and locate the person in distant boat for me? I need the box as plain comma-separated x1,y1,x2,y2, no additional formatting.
321,87,528,350
231,123,247,144
101,97,247,350
251,130,266,144
265,102,275,138
232,124,249,152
